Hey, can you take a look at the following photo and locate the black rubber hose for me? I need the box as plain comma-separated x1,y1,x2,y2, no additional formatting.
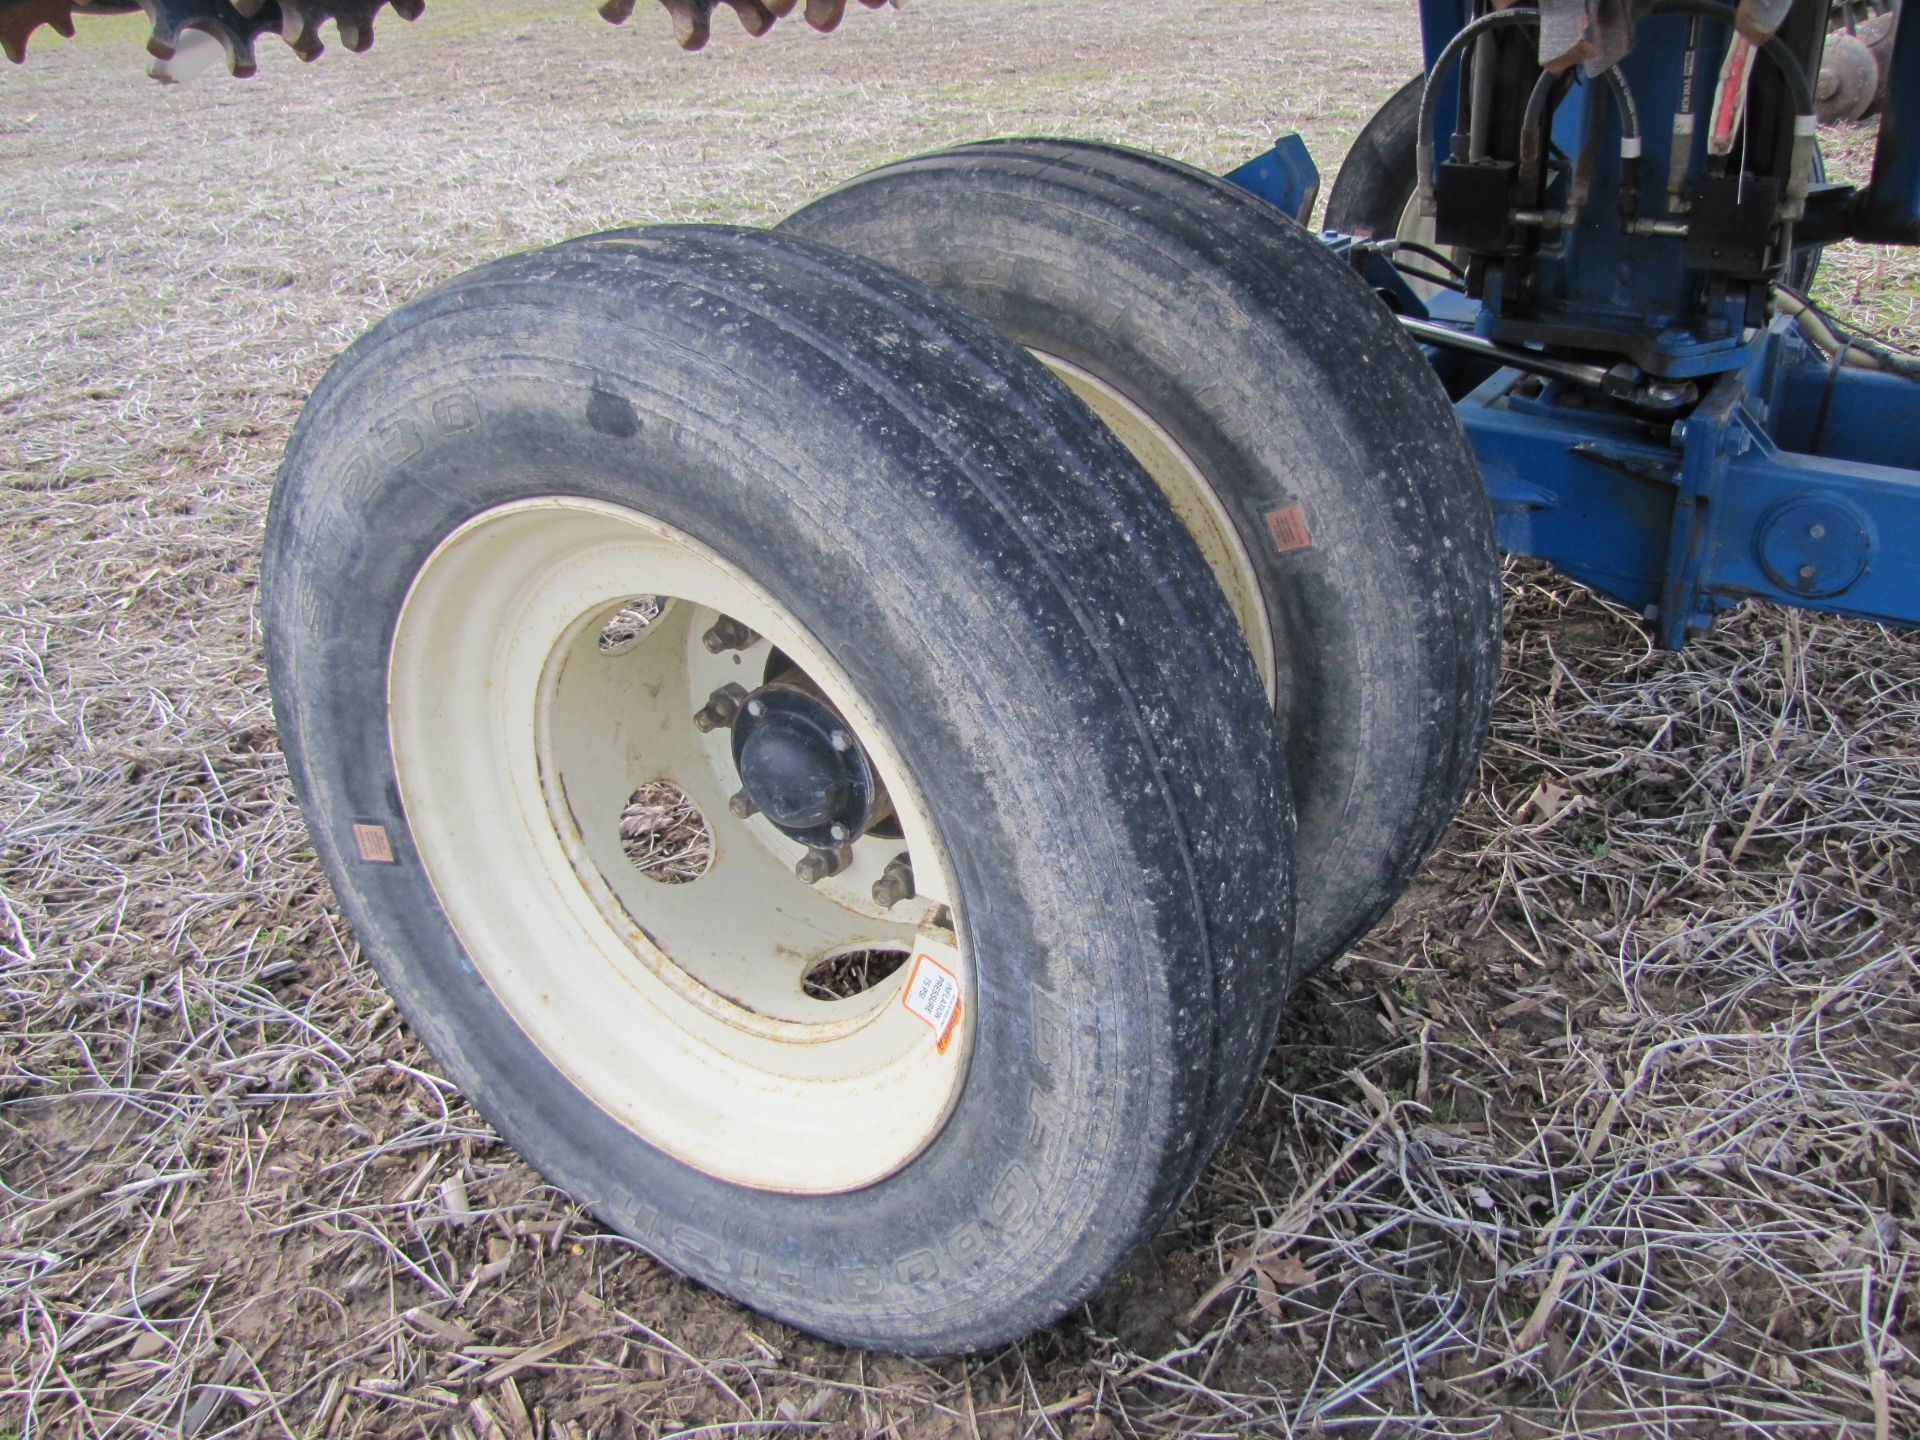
1518,67,1578,193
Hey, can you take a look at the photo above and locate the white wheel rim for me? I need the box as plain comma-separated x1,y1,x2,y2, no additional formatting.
1391,192,1460,303
1036,352,1280,703
388,498,968,1194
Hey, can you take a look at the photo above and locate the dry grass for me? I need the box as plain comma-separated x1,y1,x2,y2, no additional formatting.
2,3,1917,1436
802,948,910,1002
618,782,713,885
1170,571,1920,1434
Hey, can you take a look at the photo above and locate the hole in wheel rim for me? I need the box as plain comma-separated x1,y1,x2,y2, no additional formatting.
598,595,667,654
802,946,911,1001
618,781,712,884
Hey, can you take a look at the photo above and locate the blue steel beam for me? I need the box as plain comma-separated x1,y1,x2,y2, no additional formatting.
1454,326,1920,645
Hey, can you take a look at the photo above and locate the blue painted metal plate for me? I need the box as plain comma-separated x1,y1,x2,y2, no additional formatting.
1223,135,1320,224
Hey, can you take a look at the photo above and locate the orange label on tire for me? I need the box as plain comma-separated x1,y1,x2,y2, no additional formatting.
352,823,395,864
1263,503,1312,553
901,953,963,1054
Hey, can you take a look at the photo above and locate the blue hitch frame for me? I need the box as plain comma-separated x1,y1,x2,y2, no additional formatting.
1456,326,1920,647
1225,5,1920,649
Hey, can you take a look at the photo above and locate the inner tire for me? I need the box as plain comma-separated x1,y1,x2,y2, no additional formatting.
786,140,1502,978
1325,75,1428,241
262,225,1292,1353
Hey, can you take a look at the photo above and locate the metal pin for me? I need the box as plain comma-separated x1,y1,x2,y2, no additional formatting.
795,846,851,884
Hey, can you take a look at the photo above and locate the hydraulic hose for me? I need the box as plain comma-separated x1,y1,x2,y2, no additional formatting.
1647,0,1817,214
1419,6,1641,222
1416,8,1541,217
1774,286,1920,381
1646,0,1815,116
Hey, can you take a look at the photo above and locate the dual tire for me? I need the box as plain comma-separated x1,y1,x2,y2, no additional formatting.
264,141,1498,1352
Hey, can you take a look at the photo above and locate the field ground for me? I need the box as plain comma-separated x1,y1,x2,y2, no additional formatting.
3,1,1919,1435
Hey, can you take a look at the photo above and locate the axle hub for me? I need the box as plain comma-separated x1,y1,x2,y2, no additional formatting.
729,682,879,850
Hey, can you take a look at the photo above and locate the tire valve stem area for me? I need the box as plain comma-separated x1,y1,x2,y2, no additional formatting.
724,658,894,884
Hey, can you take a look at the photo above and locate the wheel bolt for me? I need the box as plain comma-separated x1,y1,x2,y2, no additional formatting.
692,682,749,733
829,821,850,842
872,853,916,909
746,697,766,719
702,616,754,653
795,846,851,885
830,730,853,752
728,789,757,819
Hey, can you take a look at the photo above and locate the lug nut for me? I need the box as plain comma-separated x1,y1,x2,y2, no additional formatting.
830,729,853,753
702,616,755,653
828,821,850,842
746,697,766,719
728,789,757,819
795,846,852,885
872,853,916,909
692,682,749,733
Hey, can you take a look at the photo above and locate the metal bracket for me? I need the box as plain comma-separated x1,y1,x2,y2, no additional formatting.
1224,135,1320,226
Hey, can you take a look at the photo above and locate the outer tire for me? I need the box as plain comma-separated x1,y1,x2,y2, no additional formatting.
262,225,1293,1353
786,140,1502,978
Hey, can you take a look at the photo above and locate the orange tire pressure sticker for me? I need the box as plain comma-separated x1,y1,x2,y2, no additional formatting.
901,952,963,1054
352,823,395,864
1263,503,1313,554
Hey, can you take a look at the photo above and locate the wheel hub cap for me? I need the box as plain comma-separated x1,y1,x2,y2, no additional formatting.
731,682,877,846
